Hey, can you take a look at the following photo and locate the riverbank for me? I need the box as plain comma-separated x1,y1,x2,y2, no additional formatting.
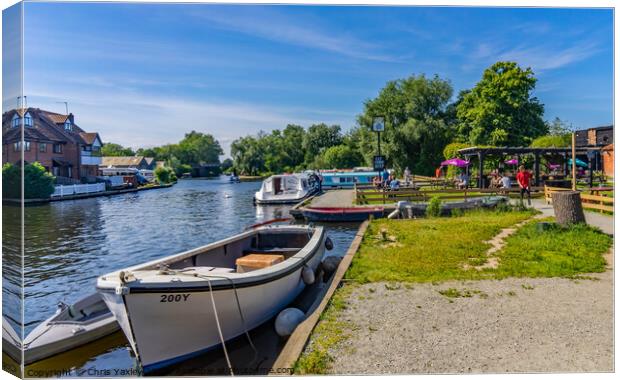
296,208,613,374
2,182,175,206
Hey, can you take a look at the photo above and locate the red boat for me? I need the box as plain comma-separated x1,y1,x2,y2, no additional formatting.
300,206,384,222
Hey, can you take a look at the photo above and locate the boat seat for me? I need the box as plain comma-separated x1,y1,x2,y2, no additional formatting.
180,266,235,276
236,254,284,273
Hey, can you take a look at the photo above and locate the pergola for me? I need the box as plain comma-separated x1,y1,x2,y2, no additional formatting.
457,146,603,188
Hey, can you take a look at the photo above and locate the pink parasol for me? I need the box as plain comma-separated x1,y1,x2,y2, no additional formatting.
505,159,518,165
441,158,470,168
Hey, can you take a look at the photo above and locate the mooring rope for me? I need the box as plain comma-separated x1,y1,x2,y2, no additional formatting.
205,277,234,376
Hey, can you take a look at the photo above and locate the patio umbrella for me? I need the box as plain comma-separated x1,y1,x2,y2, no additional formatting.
568,158,588,168
547,163,561,170
440,158,470,168
504,158,518,165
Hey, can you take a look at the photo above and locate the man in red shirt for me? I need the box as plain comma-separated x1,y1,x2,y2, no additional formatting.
516,165,532,205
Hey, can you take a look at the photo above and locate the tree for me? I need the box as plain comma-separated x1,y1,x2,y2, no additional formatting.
547,117,573,136
230,135,266,176
220,158,234,172
302,124,343,165
154,166,176,184
456,61,547,146
101,143,135,157
3,162,55,199
357,74,455,176
530,134,571,148
176,131,223,165
319,145,364,169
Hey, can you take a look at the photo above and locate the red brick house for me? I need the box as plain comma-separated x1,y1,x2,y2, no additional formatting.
2,108,103,182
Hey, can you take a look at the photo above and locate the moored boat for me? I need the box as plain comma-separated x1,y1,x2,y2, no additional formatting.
254,173,318,204
23,293,119,364
2,317,21,363
301,206,385,222
320,170,382,189
96,225,328,373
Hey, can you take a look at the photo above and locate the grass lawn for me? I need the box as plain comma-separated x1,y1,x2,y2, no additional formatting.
296,209,612,374
347,210,611,283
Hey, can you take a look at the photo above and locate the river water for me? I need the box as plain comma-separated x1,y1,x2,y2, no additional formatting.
2,176,359,376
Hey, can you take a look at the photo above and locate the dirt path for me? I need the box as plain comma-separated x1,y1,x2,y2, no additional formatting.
322,268,613,374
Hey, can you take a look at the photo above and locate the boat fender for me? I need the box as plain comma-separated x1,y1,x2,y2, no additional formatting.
324,236,334,251
301,266,315,285
275,308,305,337
321,256,342,277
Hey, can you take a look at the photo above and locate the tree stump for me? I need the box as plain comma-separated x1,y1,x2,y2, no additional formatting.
551,191,586,226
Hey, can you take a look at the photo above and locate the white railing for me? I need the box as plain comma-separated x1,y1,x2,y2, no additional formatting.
51,183,106,198
81,155,102,165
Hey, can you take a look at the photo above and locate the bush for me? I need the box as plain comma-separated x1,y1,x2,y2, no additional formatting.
3,162,55,199
154,166,176,184
173,164,192,177
426,196,442,218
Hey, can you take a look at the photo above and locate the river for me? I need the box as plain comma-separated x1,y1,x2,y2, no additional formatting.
2,176,360,376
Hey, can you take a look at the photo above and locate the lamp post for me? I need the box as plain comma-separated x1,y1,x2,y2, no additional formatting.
372,116,386,182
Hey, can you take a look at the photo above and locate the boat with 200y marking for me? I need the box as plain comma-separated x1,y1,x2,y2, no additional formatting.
96,225,328,373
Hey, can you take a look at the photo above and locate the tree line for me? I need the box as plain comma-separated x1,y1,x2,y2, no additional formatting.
103,60,574,177
230,61,573,177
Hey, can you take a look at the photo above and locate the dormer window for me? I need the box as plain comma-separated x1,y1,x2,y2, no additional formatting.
64,119,72,131
24,112,32,127
11,114,19,128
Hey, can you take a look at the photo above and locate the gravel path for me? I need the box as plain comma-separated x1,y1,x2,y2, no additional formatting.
322,265,613,374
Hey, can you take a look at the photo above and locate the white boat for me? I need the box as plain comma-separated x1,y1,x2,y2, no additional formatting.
254,173,318,204
96,225,327,373
23,293,119,364
2,317,21,363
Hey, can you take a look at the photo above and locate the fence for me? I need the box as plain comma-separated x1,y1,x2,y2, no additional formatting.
51,183,106,198
355,183,543,205
544,185,614,213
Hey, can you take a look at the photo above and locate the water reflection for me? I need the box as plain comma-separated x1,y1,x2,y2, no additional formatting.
7,177,359,376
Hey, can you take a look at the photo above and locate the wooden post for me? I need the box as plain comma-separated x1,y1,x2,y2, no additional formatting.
478,152,484,188
534,152,541,186
571,133,576,190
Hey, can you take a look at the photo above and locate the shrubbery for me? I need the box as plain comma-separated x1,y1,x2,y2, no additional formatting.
3,162,55,199
154,166,177,184
426,196,442,217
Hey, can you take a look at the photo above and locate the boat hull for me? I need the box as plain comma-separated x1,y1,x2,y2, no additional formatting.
99,228,325,372
301,207,384,222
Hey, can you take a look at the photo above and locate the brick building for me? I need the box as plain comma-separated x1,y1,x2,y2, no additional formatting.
2,108,103,182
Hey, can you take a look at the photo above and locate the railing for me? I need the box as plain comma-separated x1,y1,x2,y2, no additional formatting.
544,185,614,213
51,183,106,198
54,176,81,185
81,154,102,165
355,185,544,205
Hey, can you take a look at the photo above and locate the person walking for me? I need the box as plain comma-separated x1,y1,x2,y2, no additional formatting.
516,165,532,205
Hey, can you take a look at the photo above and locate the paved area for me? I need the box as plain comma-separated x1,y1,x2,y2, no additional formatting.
324,271,613,374
310,189,356,207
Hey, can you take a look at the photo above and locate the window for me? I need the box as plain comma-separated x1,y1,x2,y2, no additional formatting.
24,141,31,151
64,120,72,131
53,144,63,154
11,114,20,128
39,143,47,152
24,112,33,127
13,141,30,151
13,142,20,151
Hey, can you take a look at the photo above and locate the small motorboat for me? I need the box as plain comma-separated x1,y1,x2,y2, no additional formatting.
2,317,21,362
97,225,329,373
254,173,318,204
229,175,240,183
23,293,120,364
301,206,385,222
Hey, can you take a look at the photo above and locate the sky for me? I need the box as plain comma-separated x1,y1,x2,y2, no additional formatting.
3,3,614,156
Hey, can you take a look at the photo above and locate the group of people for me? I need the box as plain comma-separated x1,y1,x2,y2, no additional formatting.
489,165,532,205
372,170,401,191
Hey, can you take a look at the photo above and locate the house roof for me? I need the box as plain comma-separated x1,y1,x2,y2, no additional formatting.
2,108,101,146
101,156,146,167
144,157,155,165
79,132,101,145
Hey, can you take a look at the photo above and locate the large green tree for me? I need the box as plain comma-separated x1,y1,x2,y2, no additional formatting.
318,145,364,169
101,143,135,157
302,124,343,165
456,61,547,146
356,74,455,176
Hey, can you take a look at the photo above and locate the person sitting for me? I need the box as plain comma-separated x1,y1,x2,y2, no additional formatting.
456,172,470,189
389,178,400,191
373,176,382,190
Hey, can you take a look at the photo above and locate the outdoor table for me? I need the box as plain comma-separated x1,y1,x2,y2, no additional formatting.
588,186,613,196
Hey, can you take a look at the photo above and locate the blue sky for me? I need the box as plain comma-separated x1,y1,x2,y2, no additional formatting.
6,3,614,155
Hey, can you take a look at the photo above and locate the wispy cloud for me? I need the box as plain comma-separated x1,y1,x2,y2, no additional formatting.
23,78,355,156
497,41,603,71
188,7,396,62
